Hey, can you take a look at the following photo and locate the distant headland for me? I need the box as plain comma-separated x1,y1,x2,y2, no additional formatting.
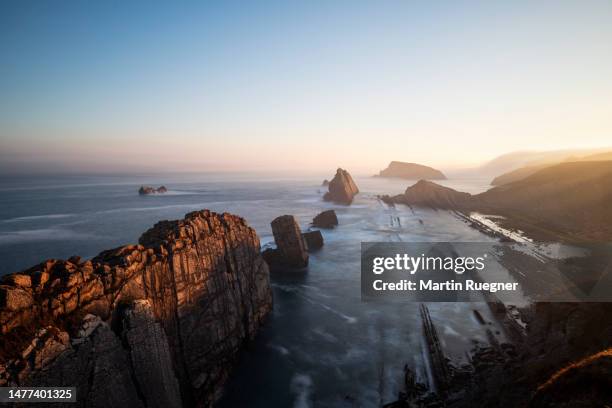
375,161,446,180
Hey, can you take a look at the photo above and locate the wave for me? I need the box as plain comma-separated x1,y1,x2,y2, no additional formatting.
268,343,290,356
272,283,357,324
2,213,74,223
0,228,99,245
97,203,205,214
302,297,357,324
290,373,313,408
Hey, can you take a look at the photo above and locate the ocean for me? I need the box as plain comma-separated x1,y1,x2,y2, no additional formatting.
0,173,505,407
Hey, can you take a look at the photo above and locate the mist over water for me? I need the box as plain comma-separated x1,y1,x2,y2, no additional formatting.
0,173,501,407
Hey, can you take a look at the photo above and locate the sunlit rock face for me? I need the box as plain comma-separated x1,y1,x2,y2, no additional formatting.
0,210,273,407
323,168,359,205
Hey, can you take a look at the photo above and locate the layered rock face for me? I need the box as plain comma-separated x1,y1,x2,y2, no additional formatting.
312,210,338,228
264,215,309,268
0,210,272,407
376,161,446,180
323,168,359,205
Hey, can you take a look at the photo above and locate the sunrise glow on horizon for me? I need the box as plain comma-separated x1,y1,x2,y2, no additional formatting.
1,1,612,174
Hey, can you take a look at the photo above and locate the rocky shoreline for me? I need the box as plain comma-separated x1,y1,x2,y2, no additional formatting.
386,301,612,407
377,167,612,407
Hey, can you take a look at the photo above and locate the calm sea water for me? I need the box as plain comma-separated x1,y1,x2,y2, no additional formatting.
0,173,504,407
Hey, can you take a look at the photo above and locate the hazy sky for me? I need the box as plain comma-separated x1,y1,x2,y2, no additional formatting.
1,1,612,174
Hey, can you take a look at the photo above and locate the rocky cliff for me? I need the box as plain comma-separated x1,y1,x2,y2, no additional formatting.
0,210,272,407
323,168,359,205
376,161,446,180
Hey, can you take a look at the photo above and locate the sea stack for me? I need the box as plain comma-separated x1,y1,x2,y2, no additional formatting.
323,168,359,205
302,230,324,251
0,210,272,407
266,215,309,268
312,210,338,228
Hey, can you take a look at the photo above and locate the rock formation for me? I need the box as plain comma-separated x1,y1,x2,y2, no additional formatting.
0,210,272,407
262,215,309,269
376,161,446,180
323,168,359,205
302,230,324,251
139,185,168,194
382,179,471,209
312,210,338,228
387,303,612,408
321,179,329,186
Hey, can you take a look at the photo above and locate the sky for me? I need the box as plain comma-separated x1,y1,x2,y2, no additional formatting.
1,0,612,175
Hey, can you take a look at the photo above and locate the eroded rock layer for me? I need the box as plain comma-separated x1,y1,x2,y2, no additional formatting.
0,210,273,407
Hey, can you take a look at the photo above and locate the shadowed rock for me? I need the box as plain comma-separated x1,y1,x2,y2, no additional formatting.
265,215,309,268
302,230,324,251
323,168,359,205
382,179,471,209
121,300,182,408
312,210,338,228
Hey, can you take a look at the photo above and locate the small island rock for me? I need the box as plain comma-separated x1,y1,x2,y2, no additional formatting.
312,210,338,228
323,168,359,205
265,215,309,268
302,230,324,251
376,161,446,180
139,185,168,195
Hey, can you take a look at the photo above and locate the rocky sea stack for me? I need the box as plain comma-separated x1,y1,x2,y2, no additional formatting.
139,185,168,194
323,168,359,205
0,210,272,407
263,215,309,269
312,210,338,228
376,161,446,180
302,230,324,251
